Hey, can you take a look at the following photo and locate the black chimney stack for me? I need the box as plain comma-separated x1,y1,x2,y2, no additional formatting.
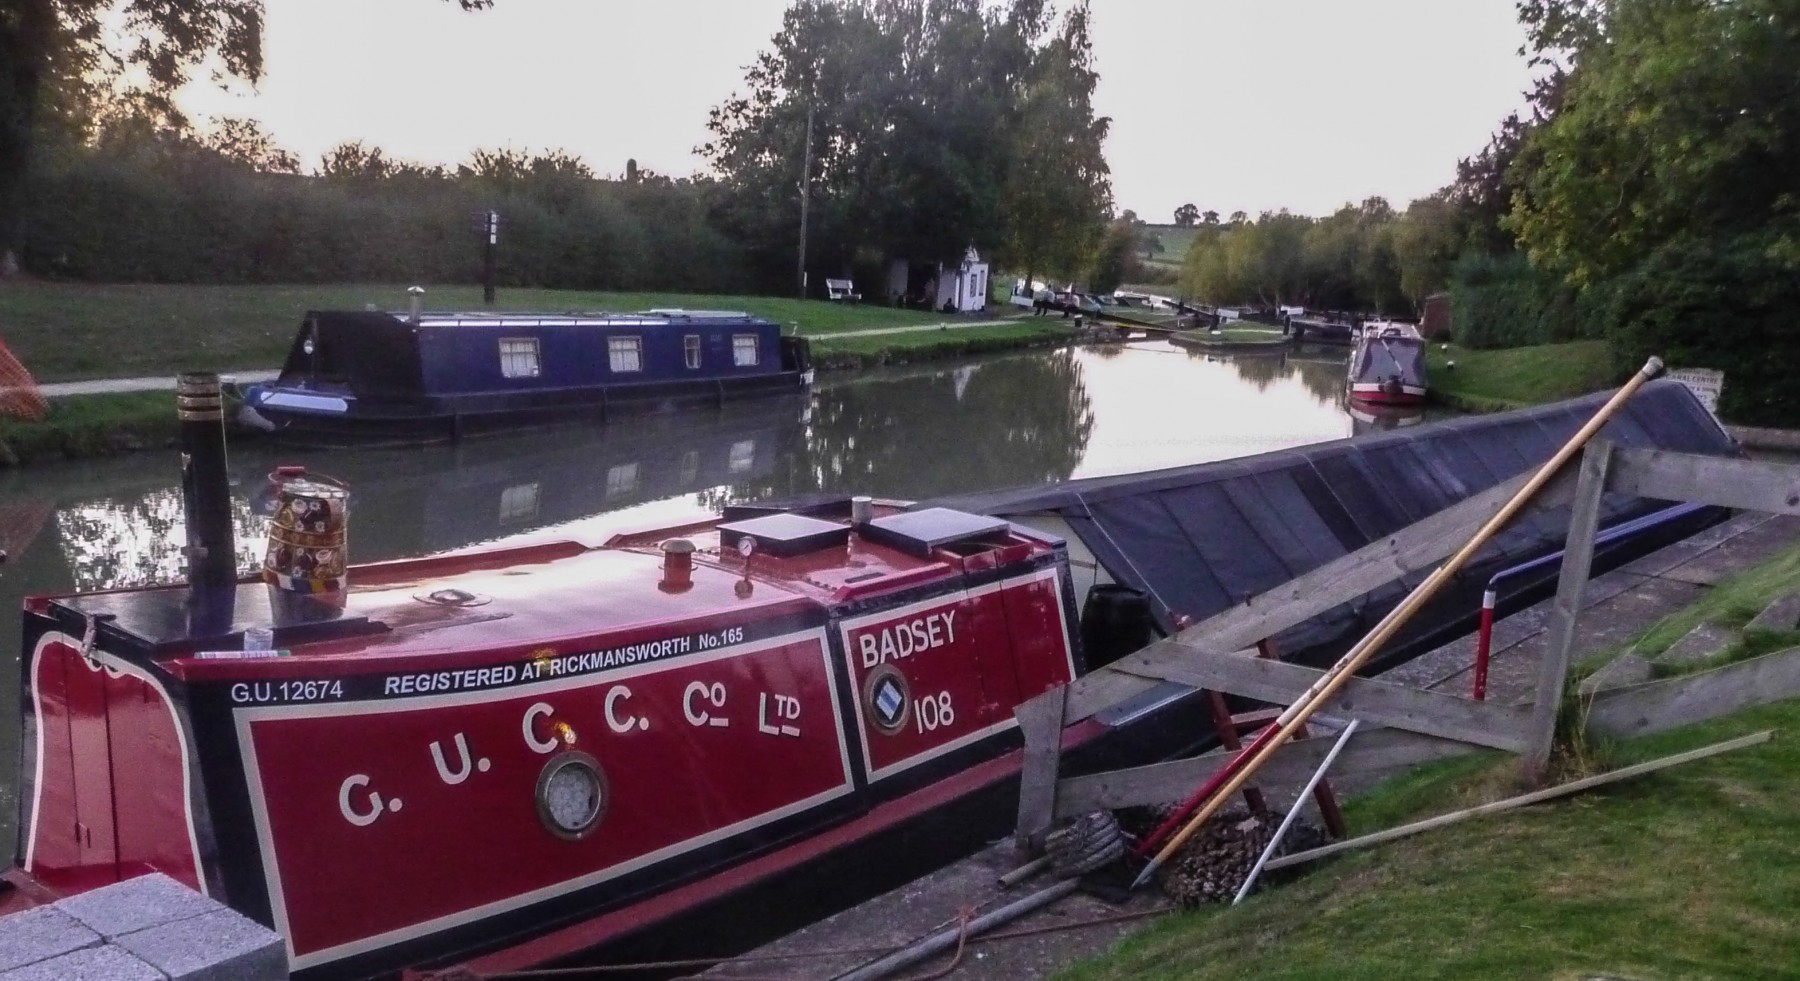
178,372,237,590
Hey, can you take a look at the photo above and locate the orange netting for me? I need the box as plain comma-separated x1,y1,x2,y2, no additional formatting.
0,337,47,422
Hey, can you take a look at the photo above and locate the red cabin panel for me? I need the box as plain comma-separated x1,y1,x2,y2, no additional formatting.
237,628,852,971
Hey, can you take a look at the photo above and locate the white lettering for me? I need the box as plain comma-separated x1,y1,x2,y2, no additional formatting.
338,774,383,827
431,732,473,785
758,692,802,737
605,685,647,733
858,610,959,666
683,681,730,728
522,702,557,754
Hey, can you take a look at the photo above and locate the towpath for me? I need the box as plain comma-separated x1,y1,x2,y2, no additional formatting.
702,509,1800,980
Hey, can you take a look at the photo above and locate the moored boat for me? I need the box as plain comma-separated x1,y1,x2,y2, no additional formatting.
240,308,814,445
1346,321,1429,406
3,380,1134,978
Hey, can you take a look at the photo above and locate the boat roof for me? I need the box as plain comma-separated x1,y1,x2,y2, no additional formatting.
52,502,1054,681
405,309,771,329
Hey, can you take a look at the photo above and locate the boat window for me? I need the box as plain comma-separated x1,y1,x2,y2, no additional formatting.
733,334,760,367
499,483,540,522
609,336,644,373
606,462,640,497
679,449,700,484
729,439,756,474
684,335,702,369
499,338,540,378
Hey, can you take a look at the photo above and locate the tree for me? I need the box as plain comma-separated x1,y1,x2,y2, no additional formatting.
0,0,491,277
1202,209,1220,225
1228,210,1247,226
201,116,298,173
1172,202,1199,227
1507,0,1800,285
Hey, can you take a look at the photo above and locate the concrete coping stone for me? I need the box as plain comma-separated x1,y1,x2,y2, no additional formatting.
0,906,101,973
1656,621,1737,664
1579,651,1653,695
114,907,287,981
57,872,218,940
0,944,165,981
1746,592,1800,634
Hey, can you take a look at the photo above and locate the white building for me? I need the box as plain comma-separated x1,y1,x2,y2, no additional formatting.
886,247,990,313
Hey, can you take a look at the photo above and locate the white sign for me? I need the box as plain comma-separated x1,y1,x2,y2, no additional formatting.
1669,367,1724,417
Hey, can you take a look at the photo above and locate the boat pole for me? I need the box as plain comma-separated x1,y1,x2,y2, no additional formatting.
1130,357,1664,890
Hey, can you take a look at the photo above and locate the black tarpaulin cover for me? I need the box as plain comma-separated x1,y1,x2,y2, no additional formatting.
931,379,1734,667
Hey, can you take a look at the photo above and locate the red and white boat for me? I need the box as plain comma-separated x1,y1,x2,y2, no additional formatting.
1346,321,1430,406
2,377,1139,979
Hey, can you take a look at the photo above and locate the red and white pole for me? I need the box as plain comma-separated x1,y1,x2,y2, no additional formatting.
1473,587,1497,701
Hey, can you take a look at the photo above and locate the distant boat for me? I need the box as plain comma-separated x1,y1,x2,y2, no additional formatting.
1346,321,1429,406
240,309,813,445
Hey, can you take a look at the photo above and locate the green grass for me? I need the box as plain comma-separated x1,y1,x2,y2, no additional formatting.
0,282,948,382
810,320,1074,364
1426,340,1615,411
1169,326,1290,348
1061,698,1800,981
0,391,185,465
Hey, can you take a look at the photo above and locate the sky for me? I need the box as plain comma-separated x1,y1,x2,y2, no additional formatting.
178,0,1535,222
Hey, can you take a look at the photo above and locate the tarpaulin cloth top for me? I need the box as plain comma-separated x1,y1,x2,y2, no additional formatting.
930,379,1734,666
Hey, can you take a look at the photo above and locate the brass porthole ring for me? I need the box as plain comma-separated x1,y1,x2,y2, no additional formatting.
535,751,608,840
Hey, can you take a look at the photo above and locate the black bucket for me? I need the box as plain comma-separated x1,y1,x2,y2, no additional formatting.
1080,583,1156,670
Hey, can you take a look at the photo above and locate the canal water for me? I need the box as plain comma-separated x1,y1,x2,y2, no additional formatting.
0,340,1416,850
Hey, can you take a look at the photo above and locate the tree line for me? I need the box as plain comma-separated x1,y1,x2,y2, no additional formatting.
2,0,1120,301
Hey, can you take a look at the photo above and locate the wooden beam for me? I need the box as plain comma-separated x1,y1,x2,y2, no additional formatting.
1264,730,1774,872
1053,726,1482,818
1130,644,1533,751
1012,685,1066,849
1587,646,1800,739
1522,441,1613,784
1608,448,1800,515
1061,465,1579,725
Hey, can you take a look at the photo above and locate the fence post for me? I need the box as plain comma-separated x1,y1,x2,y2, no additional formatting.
1521,440,1614,784
1013,685,1067,850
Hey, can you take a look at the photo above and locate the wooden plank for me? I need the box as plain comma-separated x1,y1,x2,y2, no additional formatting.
1609,448,1800,515
1587,646,1800,739
1012,685,1067,849
1053,726,1481,818
1132,644,1533,751
1522,441,1613,783
1264,730,1774,872
1061,465,1578,724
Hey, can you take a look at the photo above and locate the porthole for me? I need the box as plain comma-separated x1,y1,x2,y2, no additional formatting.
535,751,608,840
863,664,911,735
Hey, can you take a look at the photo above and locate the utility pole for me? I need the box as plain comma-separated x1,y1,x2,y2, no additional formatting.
483,210,499,306
797,101,814,300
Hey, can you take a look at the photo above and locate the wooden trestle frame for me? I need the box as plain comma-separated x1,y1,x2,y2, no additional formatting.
1014,440,1800,851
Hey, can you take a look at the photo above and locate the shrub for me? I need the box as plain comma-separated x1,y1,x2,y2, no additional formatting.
1448,252,1611,349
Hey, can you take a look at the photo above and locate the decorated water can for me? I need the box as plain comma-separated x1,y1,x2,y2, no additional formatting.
263,468,349,593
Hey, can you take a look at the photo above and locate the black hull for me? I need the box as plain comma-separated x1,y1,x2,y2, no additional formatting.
249,372,811,447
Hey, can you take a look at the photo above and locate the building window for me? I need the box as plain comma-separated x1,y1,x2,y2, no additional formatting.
499,338,540,378
684,335,702,369
608,336,643,373
732,334,759,367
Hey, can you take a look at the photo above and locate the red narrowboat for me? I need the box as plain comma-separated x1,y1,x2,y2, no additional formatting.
4,467,1122,978
1346,322,1430,406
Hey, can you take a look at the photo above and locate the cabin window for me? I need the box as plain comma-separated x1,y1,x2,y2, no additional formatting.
679,449,700,484
606,462,640,497
733,334,760,367
608,336,643,373
499,483,540,522
684,335,702,369
499,338,540,378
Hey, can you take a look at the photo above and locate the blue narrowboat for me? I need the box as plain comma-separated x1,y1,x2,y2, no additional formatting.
240,309,813,444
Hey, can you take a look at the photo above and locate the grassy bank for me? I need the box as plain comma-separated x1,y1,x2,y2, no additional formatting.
0,282,950,382
1426,340,1615,411
0,392,188,465
1063,695,1800,980
810,320,1074,368
1168,326,1291,350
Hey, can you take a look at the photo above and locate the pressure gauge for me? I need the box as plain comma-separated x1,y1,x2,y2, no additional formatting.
737,537,757,559
536,752,607,840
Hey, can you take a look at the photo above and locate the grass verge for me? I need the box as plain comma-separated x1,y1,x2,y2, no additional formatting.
1060,697,1800,981
0,282,949,382
1426,340,1614,411
0,392,198,466
810,320,1075,368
